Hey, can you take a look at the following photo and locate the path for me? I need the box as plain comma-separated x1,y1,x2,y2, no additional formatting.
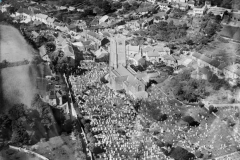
9,145,49,160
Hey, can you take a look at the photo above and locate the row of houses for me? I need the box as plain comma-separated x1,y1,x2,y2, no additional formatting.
191,52,240,85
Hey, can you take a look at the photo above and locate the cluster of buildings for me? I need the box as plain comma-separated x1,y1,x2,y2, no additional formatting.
1,0,240,96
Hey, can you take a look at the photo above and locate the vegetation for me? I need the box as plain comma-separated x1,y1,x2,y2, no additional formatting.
170,70,208,102
138,21,188,42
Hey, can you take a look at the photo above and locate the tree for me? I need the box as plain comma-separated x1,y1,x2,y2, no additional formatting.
93,7,105,15
111,2,122,10
123,2,131,11
209,105,218,114
157,113,168,121
169,146,196,160
8,104,25,120
45,42,56,55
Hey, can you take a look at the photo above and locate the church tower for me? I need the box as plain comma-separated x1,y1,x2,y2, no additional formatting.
109,34,126,69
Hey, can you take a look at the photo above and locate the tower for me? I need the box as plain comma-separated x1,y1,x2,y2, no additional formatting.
109,34,126,69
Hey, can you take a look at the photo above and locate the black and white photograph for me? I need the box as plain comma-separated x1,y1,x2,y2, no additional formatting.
0,0,240,159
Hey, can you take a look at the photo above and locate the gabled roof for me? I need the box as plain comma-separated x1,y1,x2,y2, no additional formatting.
95,47,109,58
224,64,240,76
22,8,33,15
17,8,24,13
87,31,102,40
39,45,47,57
162,54,176,61
209,59,220,68
99,15,109,23
219,25,237,38
127,45,140,52
90,18,99,26
46,17,55,23
31,31,39,38
63,45,74,57
142,46,153,52
148,50,159,57
36,13,48,19
33,20,43,26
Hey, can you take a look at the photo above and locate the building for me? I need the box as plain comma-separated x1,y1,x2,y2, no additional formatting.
126,45,140,58
34,13,48,24
99,15,109,24
187,0,195,9
219,25,240,43
39,45,51,62
125,20,141,31
191,52,225,78
0,4,11,12
207,6,230,17
193,6,206,16
108,35,148,99
46,17,56,28
223,64,240,83
157,3,170,11
95,47,109,59
147,0,156,4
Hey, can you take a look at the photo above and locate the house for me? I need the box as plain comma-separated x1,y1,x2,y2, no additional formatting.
161,54,178,67
191,66,213,80
108,34,148,99
33,20,43,26
73,20,87,31
99,15,109,24
72,41,85,51
125,20,141,31
153,12,167,23
62,45,75,59
86,31,110,48
68,6,75,11
90,18,99,27
147,0,156,4
31,31,39,40
35,13,48,24
141,44,170,63
157,3,170,11
22,9,34,21
193,6,206,16
95,47,109,59
0,4,11,12
39,45,51,62
205,0,211,8
187,0,195,9
46,17,56,28
191,52,225,78
219,25,240,43
126,45,140,58
223,64,240,82
207,6,230,17
168,0,187,3
81,50,96,62
178,3,189,11
60,6,67,10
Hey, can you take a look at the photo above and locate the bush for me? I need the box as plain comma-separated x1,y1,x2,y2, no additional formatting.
209,105,218,114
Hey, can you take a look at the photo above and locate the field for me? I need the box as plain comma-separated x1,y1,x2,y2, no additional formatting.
0,25,42,111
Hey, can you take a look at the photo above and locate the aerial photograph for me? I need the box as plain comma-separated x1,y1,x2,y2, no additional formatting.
0,0,240,159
